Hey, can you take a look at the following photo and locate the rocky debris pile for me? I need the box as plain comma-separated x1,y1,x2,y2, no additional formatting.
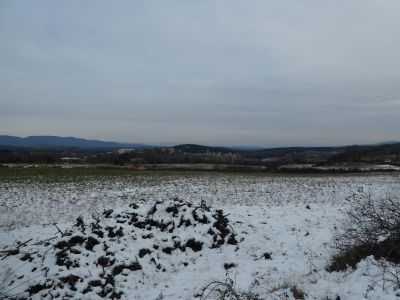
0,198,239,299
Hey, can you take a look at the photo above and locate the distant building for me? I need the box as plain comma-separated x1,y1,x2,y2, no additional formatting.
61,157,81,163
118,148,135,155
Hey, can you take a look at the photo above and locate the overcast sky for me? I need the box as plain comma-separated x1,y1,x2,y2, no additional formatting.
1,1,399,147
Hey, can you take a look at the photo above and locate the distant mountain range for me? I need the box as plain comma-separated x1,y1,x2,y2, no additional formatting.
0,135,147,150
369,141,400,146
0,135,399,153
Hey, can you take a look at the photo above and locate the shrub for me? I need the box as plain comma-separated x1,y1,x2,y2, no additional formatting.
328,178,400,272
199,278,260,300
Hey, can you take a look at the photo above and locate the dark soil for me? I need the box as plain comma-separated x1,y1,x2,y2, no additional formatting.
223,263,236,270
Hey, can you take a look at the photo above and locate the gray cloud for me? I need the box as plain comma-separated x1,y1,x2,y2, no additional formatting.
0,0,399,146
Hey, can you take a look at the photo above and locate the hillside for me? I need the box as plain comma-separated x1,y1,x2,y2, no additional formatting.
172,144,237,154
0,135,146,150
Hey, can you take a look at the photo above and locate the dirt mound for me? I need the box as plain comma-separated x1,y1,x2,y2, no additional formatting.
0,198,239,299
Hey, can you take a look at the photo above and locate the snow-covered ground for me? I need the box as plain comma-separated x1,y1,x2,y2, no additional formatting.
0,172,399,299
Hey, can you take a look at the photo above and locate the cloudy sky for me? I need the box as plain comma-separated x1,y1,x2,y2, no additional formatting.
1,1,399,147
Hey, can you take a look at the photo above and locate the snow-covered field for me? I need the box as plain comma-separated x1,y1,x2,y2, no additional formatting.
0,171,399,299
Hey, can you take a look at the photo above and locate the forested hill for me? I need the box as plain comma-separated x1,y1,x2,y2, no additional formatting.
0,135,146,149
